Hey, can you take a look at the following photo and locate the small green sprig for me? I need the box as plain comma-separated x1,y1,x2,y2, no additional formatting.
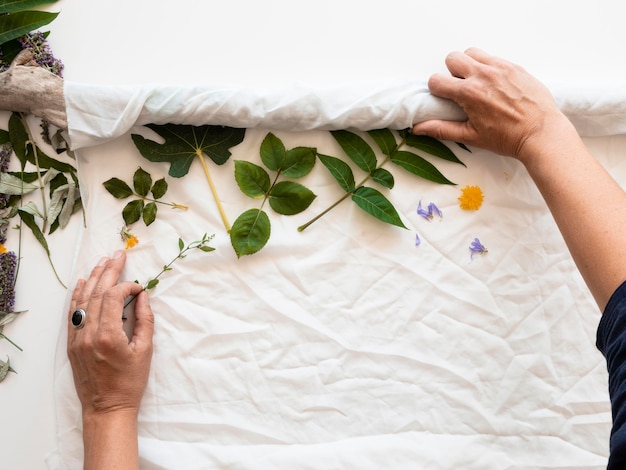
123,233,215,312
103,167,188,226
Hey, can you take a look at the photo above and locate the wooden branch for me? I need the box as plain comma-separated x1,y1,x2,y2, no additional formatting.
0,50,67,129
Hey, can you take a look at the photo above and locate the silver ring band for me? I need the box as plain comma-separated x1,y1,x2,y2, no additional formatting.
71,309,87,329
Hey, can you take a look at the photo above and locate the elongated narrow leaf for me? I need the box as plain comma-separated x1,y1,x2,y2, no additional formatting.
18,208,50,255
391,150,455,185
234,160,270,198
0,11,59,45
317,153,355,193
122,200,144,225
151,178,168,199
330,130,377,173
282,147,316,178
268,181,316,215
132,124,245,177
260,132,286,172
0,130,9,145
143,202,157,226
133,167,152,197
103,177,133,199
404,133,465,166
0,172,38,195
351,186,407,229
46,182,68,226
8,113,27,169
31,147,76,173
371,168,394,189
367,129,397,156
230,208,271,257
0,0,58,14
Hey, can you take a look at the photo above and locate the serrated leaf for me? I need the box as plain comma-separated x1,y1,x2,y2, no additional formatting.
131,124,245,177
151,178,168,199
317,153,355,193
367,129,397,156
18,208,50,255
230,208,271,258
268,181,316,215
0,172,38,195
103,177,133,199
404,133,465,166
351,186,407,229
122,200,144,225
391,150,455,185
371,168,394,189
234,160,270,198
143,201,157,226
260,132,286,172
0,0,58,14
330,130,377,174
145,279,159,290
133,167,152,197
282,146,316,178
0,11,59,45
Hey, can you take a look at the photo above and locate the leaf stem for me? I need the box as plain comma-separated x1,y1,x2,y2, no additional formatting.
0,332,23,351
197,150,230,232
20,113,48,233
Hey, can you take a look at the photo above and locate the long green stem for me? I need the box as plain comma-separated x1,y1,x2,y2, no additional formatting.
0,332,22,351
197,150,230,232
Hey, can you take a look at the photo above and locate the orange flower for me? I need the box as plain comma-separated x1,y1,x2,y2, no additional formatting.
0,244,6,254
120,228,139,250
458,185,484,211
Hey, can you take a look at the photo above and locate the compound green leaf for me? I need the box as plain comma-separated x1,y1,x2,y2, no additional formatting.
151,178,168,199
132,124,245,177
367,129,397,156
133,167,152,197
230,208,271,258
351,186,407,229
317,153,355,193
403,132,465,166
234,160,270,198
391,150,455,185
103,177,133,199
282,146,316,178
330,130,377,174
268,181,316,215
143,201,157,226
122,199,144,225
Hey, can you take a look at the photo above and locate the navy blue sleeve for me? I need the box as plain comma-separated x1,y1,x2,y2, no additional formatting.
597,280,626,469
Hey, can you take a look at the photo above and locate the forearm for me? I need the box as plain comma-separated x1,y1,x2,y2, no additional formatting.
521,118,626,311
82,410,139,470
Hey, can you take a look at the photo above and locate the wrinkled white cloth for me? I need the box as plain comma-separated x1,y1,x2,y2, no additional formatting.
64,79,626,151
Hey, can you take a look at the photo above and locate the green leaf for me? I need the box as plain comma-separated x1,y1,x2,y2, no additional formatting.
351,186,407,229
133,167,152,197
456,142,471,152
132,124,245,178
0,130,9,145
178,238,184,251
0,11,59,45
143,201,157,226
234,160,270,198
367,129,397,156
317,153,355,193
145,279,159,290
0,0,58,14
0,172,38,195
230,208,271,258
8,113,28,169
282,146,316,178
371,168,394,189
0,356,10,383
199,245,215,252
151,178,168,199
31,147,76,173
268,181,317,215
330,130,377,174
391,150,455,185
122,200,144,225
404,133,465,166
260,132,286,172
18,208,50,255
103,177,133,199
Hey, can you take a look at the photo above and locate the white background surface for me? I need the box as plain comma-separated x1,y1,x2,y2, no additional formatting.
3,1,626,469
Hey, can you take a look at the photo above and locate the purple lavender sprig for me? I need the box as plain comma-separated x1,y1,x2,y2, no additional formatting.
17,31,64,77
469,237,488,260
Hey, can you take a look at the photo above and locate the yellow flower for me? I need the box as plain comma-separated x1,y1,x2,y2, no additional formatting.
458,185,484,211
0,244,6,254
120,228,139,250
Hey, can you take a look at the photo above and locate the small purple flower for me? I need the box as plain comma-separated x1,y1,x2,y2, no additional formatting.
415,233,421,247
417,200,443,221
0,251,17,313
469,237,488,260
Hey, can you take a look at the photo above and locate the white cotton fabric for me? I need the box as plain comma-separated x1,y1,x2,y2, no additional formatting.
63,79,626,151
48,119,624,468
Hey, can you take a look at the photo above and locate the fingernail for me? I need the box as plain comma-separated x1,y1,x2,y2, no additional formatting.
113,250,124,259
97,256,109,267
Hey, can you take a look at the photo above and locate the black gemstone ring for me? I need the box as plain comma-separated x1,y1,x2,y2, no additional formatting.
71,309,87,329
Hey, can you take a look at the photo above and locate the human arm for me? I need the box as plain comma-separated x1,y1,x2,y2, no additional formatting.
412,48,626,311
67,250,154,469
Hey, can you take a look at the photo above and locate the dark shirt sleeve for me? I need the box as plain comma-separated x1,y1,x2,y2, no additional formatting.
597,280,626,469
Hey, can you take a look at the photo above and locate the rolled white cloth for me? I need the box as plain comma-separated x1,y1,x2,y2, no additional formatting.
64,79,626,150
